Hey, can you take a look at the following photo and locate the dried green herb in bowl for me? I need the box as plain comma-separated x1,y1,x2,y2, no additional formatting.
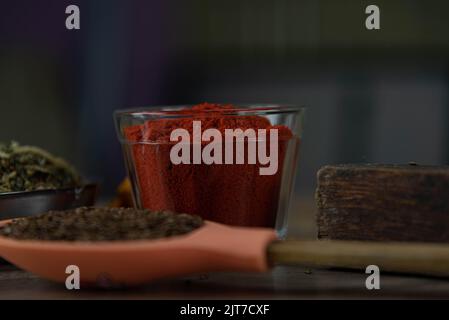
0,141,81,193
0,207,204,241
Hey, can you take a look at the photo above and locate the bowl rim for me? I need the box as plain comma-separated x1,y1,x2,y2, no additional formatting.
114,103,305,119
0,183,98,199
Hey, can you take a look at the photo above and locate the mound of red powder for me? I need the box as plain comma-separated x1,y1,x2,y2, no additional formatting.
124,103,295,228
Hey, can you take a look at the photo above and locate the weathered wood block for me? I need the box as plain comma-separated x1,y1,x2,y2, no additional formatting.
316,164,449,243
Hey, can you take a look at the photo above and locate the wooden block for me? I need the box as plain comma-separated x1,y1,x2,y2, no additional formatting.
316,164,449,243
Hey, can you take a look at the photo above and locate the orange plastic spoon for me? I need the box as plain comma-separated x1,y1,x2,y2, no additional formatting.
2,220,449,286
0,221,275,286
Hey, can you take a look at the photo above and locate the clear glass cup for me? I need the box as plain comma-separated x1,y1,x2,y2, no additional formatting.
114,104,304,238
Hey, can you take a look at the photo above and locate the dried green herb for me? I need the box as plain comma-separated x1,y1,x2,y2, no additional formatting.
0,207,204,241
0,141,81,193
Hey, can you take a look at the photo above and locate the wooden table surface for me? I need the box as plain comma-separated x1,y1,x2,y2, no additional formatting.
1,263,449,299
1,197,449,299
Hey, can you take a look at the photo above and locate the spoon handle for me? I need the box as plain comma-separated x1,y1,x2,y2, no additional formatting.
267,240,449,277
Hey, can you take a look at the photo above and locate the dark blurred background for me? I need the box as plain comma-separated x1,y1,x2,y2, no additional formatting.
1,0,448,235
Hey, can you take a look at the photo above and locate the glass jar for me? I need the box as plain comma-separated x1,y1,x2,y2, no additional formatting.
114,104,304,238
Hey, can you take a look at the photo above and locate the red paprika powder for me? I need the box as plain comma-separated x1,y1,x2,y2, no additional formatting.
124,103,295,228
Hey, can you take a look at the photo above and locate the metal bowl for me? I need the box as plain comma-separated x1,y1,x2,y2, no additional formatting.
0,184,98,220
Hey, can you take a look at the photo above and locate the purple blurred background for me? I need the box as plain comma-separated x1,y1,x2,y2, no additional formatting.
1,0,448,210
